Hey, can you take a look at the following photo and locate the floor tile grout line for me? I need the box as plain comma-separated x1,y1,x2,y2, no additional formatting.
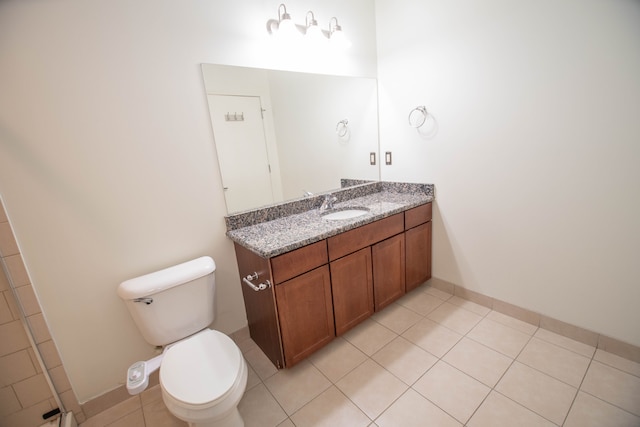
589,354,640,379
469,324,571,425
512,333,595,390
240,348,296,424
410,384,469,426
456,320,561,425
489,330,627,426
304,341,407,425
489,389,561,426
532,331,598,360
560,353,596,427
576,387,640,420
345,325,410,421
457,310,538,426
370,387,421,425
421,359,491,425
266,361,334,420
485,331,572,425
306,348,374,423
285,381,346,425
571,354,640,420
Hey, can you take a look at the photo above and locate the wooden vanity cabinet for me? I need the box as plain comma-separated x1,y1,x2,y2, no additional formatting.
234,202,432,367
405,203,433,292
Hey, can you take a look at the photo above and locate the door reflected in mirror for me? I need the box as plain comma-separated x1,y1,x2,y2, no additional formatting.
202,64,380,214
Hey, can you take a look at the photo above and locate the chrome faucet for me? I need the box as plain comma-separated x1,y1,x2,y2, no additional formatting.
319,194,337,212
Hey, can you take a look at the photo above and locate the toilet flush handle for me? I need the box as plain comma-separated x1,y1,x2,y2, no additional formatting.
133,297,153,305
243,272,271,292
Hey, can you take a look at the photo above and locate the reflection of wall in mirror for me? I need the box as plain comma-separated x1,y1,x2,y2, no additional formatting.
202,64,380,213
269,71,379,200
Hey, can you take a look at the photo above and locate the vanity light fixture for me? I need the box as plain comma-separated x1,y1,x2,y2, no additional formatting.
268,4,299,39
267,4,349,48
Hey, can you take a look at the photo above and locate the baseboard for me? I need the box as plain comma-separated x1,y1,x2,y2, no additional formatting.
428,277,640,364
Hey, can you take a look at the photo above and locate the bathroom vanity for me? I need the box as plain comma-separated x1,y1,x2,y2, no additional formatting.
226,182,433,369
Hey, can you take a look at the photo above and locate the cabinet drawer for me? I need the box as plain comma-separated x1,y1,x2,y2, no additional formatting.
328,213,404,261
270,240,328,284
405,203,432,229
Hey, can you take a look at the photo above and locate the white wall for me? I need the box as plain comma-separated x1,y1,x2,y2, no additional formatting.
0,0,377,402
270,72,379,199
376,0,640,346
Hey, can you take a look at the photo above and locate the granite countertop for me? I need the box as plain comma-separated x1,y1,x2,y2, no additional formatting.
226,187,433,258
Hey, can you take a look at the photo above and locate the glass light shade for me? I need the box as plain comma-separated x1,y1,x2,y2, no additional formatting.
277,17,298,38
306,24,326,44
330,28,351,49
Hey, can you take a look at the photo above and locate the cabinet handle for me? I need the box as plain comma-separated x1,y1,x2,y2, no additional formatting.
243,272,271,291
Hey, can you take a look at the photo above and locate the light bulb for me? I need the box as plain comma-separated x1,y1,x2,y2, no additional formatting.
278,16,296,36
273,4,300,41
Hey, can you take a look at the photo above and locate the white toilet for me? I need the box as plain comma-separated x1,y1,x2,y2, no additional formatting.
117,256,248,427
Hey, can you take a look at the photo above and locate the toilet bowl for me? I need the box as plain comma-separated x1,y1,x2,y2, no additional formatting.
117,256,248,427
161,329,248,427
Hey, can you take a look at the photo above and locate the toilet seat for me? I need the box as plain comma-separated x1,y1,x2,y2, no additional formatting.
160,329,243,407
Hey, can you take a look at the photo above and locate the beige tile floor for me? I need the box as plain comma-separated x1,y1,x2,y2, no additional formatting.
81,283,640,426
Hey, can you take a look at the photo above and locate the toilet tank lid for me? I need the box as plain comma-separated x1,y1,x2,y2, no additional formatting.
117,256,215,300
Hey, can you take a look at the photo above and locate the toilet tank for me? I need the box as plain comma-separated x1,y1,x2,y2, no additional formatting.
117,256,216,347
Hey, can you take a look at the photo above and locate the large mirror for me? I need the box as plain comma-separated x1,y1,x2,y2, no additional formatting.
202,64,380,214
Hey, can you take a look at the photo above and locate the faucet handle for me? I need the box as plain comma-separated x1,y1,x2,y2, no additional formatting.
320,193,337,212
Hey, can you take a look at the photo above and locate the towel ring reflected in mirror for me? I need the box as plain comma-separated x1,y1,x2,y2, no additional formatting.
408,106,428,128
336,119,349,137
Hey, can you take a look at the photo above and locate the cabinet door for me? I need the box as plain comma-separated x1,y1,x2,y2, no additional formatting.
405,222,432,292
372,234,406,311
330,247,374,336
275,265,334,367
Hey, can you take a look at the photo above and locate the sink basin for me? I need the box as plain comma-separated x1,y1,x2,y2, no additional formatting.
322,208,370,220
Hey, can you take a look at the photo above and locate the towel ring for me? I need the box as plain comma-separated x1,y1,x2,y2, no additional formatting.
408,106,428,128
336,119,349,137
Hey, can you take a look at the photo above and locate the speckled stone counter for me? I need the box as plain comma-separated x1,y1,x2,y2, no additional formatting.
226,181,434,258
